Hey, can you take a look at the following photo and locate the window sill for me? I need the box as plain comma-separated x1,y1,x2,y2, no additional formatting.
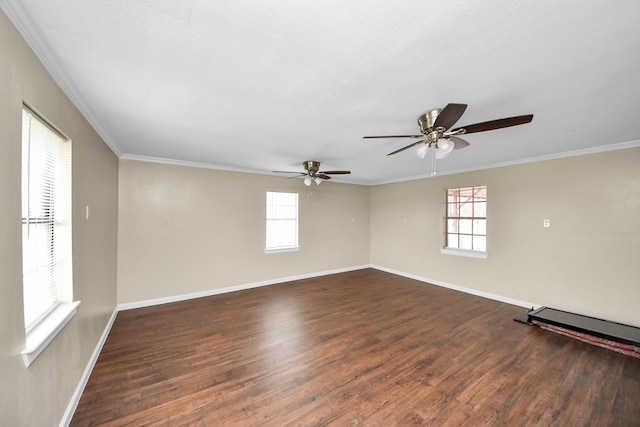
22,301,80,367
441,248,488,259
264,246,300,254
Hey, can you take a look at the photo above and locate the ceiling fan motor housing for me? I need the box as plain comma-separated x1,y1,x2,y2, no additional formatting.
303,160,321,176
418,109,445,146
418,109,441,131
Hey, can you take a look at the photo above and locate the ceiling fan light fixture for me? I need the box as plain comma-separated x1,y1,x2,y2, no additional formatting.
435,139,455,159
304,176,312,186
415,143,429,159
314,177,322,185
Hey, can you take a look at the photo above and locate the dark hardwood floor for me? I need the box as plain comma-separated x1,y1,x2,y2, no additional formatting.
71,269,640,426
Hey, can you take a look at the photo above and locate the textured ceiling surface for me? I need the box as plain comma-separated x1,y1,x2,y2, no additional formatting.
3,0,640,184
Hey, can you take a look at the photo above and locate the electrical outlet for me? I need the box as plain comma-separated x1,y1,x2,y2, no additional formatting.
543,219,550,228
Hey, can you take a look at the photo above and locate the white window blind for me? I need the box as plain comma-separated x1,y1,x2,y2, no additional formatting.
265,191,298,251
21,107,72,331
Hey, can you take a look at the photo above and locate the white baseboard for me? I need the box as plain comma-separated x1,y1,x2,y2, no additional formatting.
117,264,371,311
59,308,118,427
370,264,540,310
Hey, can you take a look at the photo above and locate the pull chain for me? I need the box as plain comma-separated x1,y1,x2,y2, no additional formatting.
431,145,437,176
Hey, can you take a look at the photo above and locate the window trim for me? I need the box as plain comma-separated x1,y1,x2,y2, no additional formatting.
265,191,299,253
22,301,80,367
443,185,487,256
21,105,77,367
264,246,300,255
440,247,488,259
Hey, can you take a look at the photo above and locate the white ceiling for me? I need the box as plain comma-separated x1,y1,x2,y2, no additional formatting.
3,0,640,185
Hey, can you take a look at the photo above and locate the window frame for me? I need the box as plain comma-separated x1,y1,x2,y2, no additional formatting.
265,191,299,253
441,185,488,259
21,105,78,367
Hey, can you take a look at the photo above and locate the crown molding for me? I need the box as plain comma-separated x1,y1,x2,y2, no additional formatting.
120,153,287,175
1,0,122,156
369,139,640,186
121,139,640,186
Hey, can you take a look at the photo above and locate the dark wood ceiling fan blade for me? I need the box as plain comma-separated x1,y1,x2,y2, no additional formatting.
317,173,332,180
433,103,467,130
451,114,533,134
387,140,422,156
363,135,424,139
273,170,307,179
321,170,351,175
448,136,470,149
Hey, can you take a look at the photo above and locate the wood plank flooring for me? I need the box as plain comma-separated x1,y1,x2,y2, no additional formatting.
71,269,640,426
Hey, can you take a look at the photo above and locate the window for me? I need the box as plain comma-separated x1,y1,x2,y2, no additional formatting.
21,106,76,366
444,186,487,255
265,191,298,252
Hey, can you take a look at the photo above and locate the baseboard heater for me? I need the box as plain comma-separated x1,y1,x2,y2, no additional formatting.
515,307,640,359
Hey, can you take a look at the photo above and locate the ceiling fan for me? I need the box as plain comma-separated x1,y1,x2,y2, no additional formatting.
274,161,351,186
364,103,533,159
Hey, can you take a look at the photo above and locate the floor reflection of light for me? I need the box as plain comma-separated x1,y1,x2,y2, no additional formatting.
253,297,311,396
260,297,303,353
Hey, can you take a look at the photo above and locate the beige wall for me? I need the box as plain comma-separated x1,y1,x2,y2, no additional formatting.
117,160,371,304
371,147,640,327
0,11,119,427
